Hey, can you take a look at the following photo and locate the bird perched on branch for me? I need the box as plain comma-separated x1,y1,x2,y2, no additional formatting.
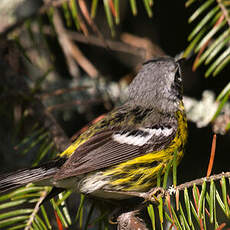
0,57,187,201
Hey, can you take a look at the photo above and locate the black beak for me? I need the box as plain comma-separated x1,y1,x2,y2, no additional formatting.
176,58,185,66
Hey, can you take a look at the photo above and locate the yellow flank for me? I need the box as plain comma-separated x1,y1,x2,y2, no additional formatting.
104,109,187,191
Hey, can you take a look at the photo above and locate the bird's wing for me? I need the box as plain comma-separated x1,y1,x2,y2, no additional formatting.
55,115,177,180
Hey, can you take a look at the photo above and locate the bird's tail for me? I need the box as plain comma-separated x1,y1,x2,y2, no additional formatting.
0,158,66,193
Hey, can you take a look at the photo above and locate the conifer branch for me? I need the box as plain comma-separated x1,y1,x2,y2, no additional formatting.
174,171,230,192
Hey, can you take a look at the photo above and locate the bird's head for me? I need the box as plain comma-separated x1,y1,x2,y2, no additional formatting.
128,57,184,113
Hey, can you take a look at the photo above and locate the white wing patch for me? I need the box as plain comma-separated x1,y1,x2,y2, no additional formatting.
113,127,173,146
143,127,173,137
113,133,149,146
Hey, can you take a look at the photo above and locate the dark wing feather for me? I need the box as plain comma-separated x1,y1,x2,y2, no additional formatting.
55,124,176,180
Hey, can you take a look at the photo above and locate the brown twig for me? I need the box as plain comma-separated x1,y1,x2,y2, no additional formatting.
192,186,204,230
121,33,165,60
32,24,145,58
216,223,227,230
206,134,217,177
217,0,230,28
53,9,99,78
166,194,177,230
67,30,146,57
192,186,199,212
227,195,230,206
192,14,224,71
71,1,89,36
78,0,107,45
53,9,79,77
25,189,49,230
39,86,90,99
54,210,64,230
109,0,117,17
174,172,230,192
40,0,70,14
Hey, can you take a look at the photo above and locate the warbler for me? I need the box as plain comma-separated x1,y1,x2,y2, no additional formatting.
0,57,187,200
